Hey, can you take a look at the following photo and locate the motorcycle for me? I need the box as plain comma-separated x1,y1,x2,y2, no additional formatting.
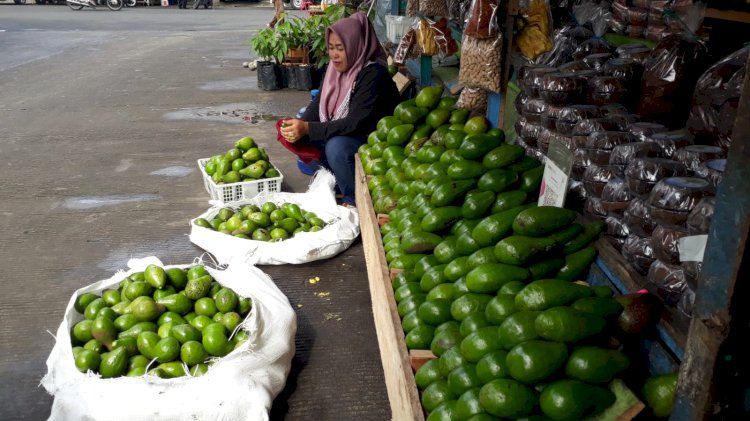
67,0,124,10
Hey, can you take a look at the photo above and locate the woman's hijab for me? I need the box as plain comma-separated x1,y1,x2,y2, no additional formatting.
319,12,386,122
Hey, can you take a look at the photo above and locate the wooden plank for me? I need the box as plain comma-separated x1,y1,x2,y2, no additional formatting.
671,53,750,421
409,350,437,373
595,238,645,294
355,156,425,421
705,7,750,24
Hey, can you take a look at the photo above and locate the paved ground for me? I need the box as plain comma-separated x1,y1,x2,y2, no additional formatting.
0,6,390,420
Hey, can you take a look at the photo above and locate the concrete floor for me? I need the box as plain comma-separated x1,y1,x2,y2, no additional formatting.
0,6,390,420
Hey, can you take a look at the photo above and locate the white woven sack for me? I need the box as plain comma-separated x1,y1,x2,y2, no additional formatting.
42,256,296,421
190,169,360,265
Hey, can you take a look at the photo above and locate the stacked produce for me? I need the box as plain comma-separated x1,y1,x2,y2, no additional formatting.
360,86,636,419
193,202,328,241
511,17,747,317
70,264,252,379
202,136,281,184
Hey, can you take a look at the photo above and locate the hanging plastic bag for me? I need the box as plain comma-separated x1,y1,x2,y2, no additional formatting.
406,0,419,17
516,0,553,61
431,17,458,57
394,27,419,64
43,256,296,421
464,0,499,39
459,32,503,92
638,3,709,128
571,2,613,60
450,0,472,32
456,87,489,114
416,18,439,56
416,17,457,57
190,170,360,265
686,45,749,150
419,0,450,17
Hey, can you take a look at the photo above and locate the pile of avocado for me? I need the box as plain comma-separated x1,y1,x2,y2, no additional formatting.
203,136,281,184
70,264,252,379
361,86,641,419
194,201,327,241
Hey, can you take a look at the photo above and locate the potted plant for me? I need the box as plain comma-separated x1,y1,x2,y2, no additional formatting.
250,27,284,90
276,16,310,64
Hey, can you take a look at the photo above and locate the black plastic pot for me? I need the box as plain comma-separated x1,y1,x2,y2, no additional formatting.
283,65,298,90
294,65,314,91
257,61,282,91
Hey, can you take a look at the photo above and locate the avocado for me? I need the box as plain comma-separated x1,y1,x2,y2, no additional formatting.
534,306,607,343
539,379,615,421
90,316,117,351
471,204,535,247
571,296,623,318
477,169,519,194
184,275,213,300
494,235,557,265
498,311,541,349
448,363,483,396
512,206,578,237
144,264,167,289
458,134,502,160
98,347,128,378
642,372,678,417
615,292,663,335
156,293,193,315
465,263,530,294
479,378,536,418
506,339,569,384
462,190,496,220
515,279,594,311
555,246,598,282
125,296,165,322
565,346,630,384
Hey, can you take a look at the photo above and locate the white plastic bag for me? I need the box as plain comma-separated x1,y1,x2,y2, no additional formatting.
190,170,360,265
42,256,296,421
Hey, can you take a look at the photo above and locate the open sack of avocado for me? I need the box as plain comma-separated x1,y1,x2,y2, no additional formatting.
42,256,296,421
190,169,359,265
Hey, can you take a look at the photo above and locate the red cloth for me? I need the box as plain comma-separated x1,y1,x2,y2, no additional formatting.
275,119,322,163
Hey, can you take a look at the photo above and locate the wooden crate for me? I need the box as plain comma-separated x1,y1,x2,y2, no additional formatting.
356,156,647,420
355,156,425,421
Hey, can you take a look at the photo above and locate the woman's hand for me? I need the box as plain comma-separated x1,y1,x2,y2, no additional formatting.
280,118,309,143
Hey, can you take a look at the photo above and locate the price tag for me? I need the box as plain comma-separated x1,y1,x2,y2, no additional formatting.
538,139,574,208
679,235,708,262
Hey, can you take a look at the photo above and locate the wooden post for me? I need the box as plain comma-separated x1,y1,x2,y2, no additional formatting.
671,54,750,420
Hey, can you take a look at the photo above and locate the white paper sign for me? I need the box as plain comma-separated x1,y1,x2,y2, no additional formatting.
679,235,708,262
538,139,574,207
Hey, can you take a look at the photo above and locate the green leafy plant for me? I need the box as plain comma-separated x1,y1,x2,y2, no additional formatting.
307,4,353,68
250,6,353,67
249,27,280,62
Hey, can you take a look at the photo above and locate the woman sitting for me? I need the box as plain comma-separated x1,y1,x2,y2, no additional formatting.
278,12,400,206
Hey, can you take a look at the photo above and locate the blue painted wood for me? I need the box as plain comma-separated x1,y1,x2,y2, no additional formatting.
419,55,432,86
594,256,630,295
593,257,686,361
671,54,750,420
487,92,502,129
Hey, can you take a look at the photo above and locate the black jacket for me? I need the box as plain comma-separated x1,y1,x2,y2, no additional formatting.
302,63,400,142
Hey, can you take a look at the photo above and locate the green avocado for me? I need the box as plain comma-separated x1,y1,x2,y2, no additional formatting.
539,379,615,421
506,339,568,384
565,346,630,384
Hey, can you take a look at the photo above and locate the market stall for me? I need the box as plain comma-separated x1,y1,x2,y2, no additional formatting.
355,0,750,418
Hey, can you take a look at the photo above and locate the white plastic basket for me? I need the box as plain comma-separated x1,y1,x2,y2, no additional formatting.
386,15,416,44
198,158,283,203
